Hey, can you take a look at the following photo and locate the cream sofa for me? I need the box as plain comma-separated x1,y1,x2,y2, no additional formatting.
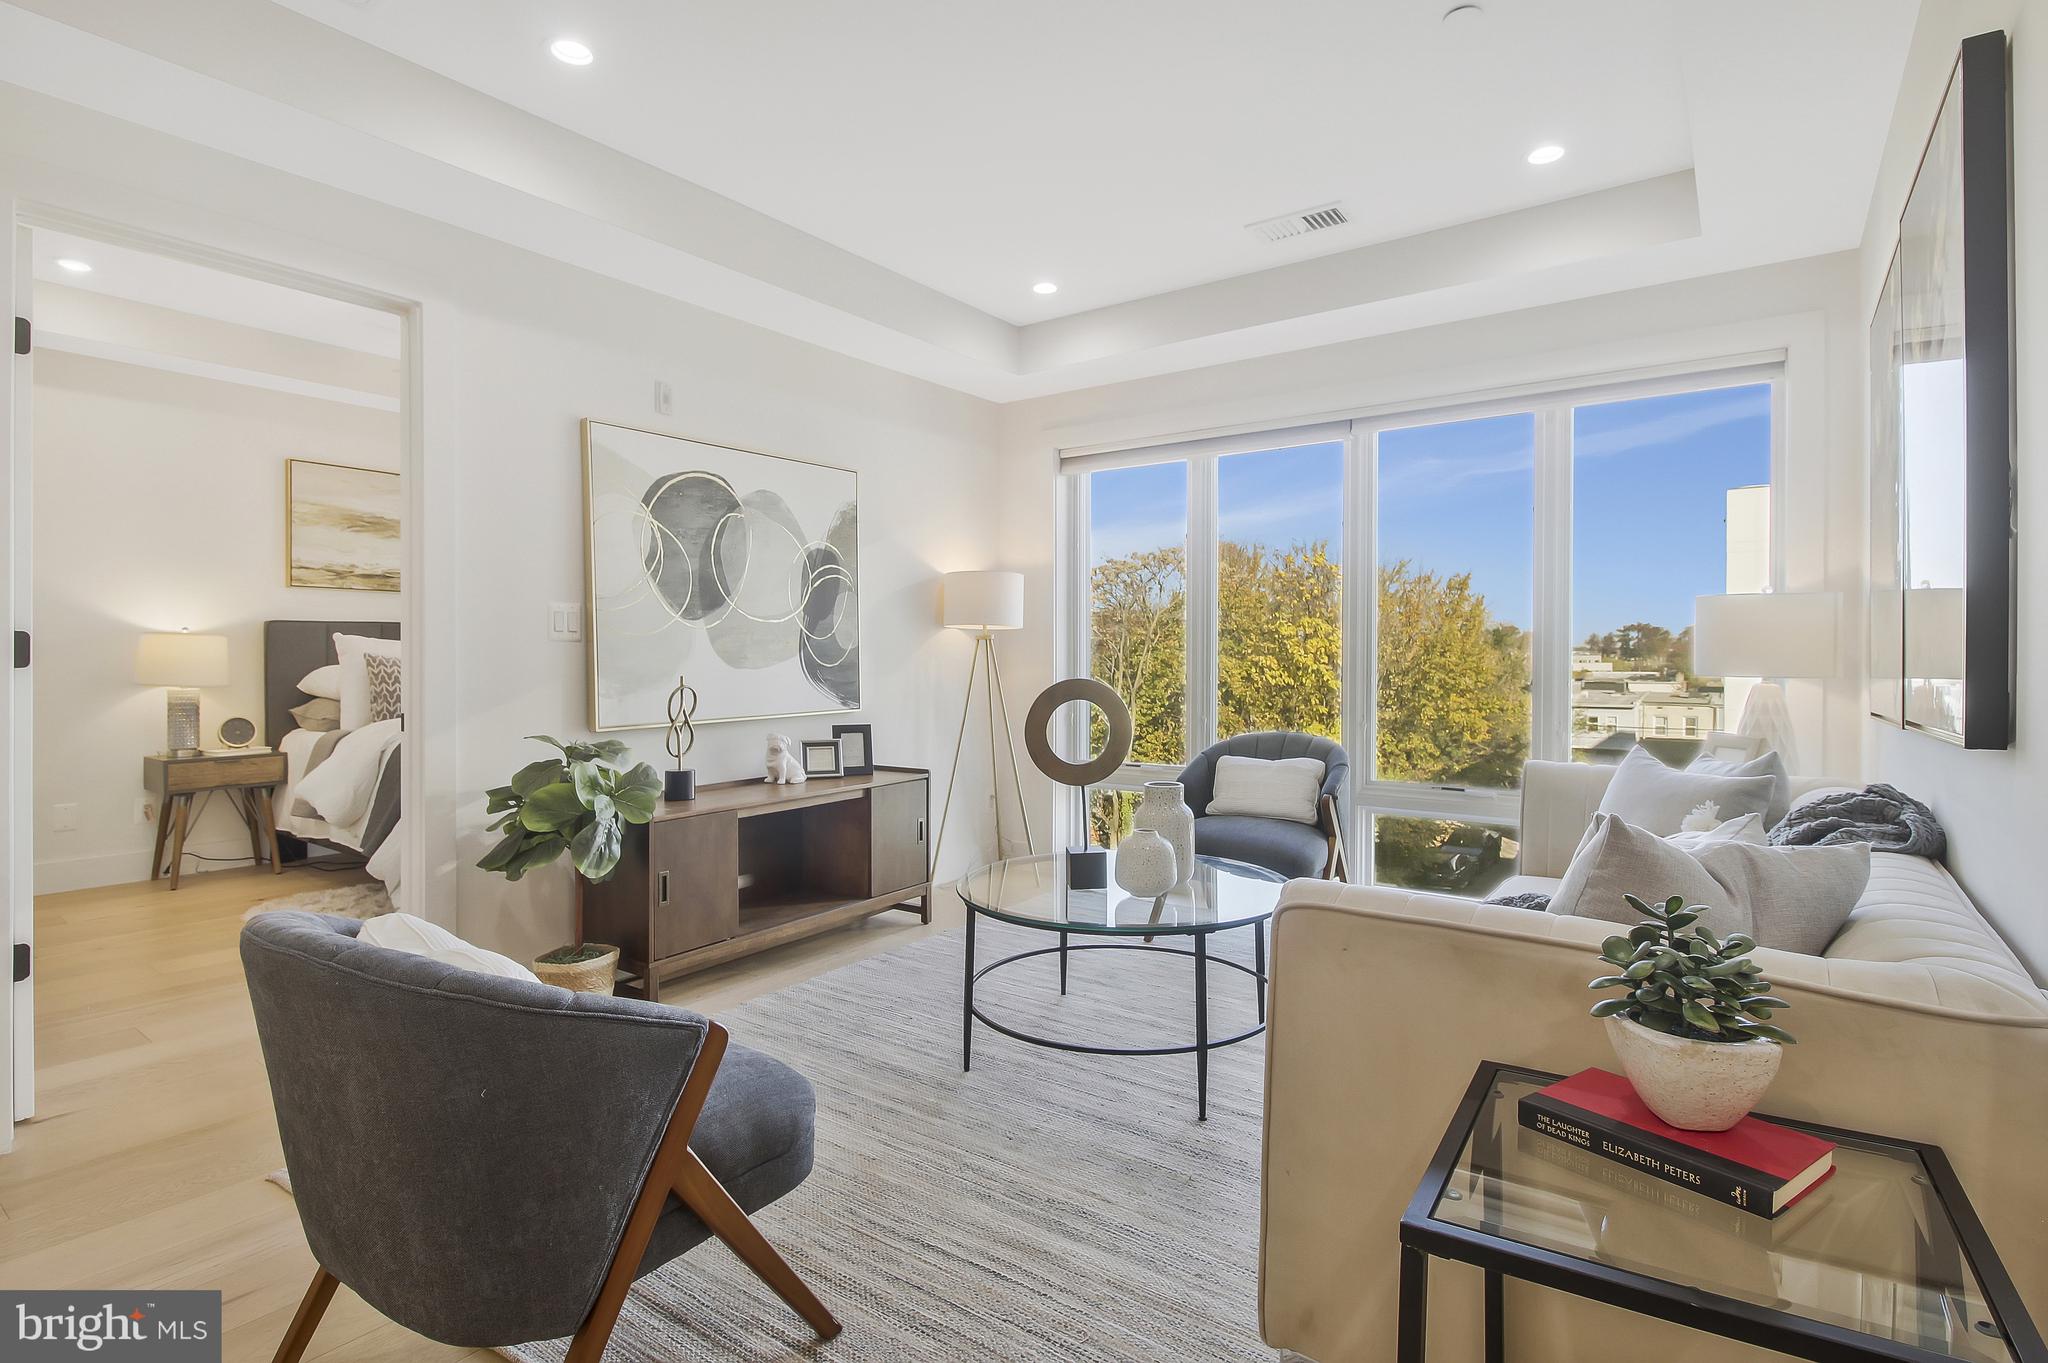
1260,760,2048,1363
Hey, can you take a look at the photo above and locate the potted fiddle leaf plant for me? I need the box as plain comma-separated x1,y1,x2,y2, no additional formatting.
478,734,662,993
1589,894,1794,1132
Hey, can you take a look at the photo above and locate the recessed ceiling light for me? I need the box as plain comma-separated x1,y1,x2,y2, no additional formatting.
550,38,594,66
1032,281,1059,295
55,257,93,274
1527,144,1566,166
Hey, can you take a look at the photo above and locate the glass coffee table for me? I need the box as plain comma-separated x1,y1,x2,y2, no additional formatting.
956,850,1286,1120
1400,1061,2048,1363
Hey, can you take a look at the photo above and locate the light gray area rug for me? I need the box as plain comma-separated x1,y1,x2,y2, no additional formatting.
242,880,391,923
504,924,1276,1363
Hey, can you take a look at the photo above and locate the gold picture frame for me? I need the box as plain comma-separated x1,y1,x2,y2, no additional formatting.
286,458,400,593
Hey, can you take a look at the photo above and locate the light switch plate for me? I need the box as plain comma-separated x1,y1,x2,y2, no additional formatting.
548,602,584,643
51,802,78,832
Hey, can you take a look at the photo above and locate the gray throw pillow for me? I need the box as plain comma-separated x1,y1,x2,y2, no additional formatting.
1548,814,1752,938
1692,841,1870,955
289,697,342,732
1596,744,1775,836
1689,748,1791,828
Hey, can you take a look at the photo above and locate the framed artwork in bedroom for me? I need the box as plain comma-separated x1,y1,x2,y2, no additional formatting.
1866,30,2013,750
286,459,401,592
581,421,861,730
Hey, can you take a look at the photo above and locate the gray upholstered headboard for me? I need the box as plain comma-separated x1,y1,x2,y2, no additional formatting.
264,620,400,745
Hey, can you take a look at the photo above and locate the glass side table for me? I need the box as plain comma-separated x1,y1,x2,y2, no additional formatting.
1399,1061,2047,1363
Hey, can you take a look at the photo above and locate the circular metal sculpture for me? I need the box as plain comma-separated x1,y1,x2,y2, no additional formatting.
1023,677,1133,787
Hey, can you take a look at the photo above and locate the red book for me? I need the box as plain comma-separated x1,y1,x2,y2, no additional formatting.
1519,1068,1836,1218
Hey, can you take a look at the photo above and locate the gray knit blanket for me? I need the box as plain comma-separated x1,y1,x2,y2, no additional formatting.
1769,783,1945,858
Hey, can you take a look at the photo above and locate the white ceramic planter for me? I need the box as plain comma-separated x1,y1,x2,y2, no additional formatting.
1134,781,1196,889
1113,829,1177,898
1604,1014,1783,1132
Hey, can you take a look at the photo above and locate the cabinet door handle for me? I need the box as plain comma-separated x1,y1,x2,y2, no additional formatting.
916,817,926,844
659,870,669,905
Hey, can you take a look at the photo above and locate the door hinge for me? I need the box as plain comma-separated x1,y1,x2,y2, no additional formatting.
12,316,26,356
12,631,26,669
11,943,27,983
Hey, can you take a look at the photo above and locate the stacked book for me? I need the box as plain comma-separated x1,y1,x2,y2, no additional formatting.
1519,1069,1835,1219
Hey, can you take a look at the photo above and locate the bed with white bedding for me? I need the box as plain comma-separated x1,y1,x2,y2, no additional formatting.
264,619,405,904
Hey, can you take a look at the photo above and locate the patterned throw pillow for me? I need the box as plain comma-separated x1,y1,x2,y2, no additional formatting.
363,652,403,724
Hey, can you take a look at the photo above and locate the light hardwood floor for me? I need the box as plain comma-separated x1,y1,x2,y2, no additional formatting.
0,864,961,1362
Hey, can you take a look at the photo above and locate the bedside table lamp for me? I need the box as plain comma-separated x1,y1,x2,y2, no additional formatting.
136,631,229,757
1692,592,1839,772
933,570,1029,872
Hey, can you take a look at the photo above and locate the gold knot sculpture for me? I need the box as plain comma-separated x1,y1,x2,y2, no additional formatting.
666,675,699,767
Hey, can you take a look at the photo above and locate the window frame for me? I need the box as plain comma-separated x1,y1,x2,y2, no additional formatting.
1057,361,1785,873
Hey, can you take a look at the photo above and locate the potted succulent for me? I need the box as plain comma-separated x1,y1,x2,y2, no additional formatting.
478,735,661,993
1589,894,1795,1131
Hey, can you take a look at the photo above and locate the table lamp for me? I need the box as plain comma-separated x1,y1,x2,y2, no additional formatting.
1692,592,1839,772
135,630,229,756
933,571,1029,872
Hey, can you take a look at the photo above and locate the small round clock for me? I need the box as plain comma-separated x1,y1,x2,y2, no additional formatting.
217,716,257,749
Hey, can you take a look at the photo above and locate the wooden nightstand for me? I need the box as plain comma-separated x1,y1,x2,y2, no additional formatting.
143,752,289,890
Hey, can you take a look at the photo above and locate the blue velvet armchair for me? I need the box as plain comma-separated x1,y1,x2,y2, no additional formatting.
1177,731,1349,880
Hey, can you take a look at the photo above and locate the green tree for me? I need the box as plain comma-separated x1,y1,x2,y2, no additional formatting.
1217,540,1341,741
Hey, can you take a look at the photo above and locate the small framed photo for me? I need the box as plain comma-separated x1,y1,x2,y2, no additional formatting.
832,723,874,776
800,738,843,778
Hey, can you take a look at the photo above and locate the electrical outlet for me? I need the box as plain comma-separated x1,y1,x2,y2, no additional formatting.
655,380,674,416
51,802,79,832
548,602,584,643
136,796,156,826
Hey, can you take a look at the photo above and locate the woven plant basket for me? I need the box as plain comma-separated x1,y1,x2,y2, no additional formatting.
533,944,620,994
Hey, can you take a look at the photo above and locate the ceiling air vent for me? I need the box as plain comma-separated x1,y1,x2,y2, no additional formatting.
1246,203,1351,244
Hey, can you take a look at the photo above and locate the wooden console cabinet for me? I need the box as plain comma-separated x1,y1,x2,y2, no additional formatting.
582,766,931,998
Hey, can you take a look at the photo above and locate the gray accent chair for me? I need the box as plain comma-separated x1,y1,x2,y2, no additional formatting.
241,912,839,1363
1177,732,1349,880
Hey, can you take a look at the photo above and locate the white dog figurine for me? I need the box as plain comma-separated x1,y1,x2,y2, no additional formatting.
764,732,807,784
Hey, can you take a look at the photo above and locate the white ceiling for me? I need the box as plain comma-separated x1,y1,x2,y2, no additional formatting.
30,230,401,357
271,0,1697,325
2,0,1920,398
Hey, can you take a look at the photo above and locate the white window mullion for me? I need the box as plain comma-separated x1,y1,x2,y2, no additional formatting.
1186,451,1219,756
1530,401,1574,763
1343,420,1377,799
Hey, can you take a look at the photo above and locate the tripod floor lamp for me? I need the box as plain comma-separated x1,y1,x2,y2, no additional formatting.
933,570,1033,873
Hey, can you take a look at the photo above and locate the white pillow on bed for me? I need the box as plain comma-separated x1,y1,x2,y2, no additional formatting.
333,633,401,730
296,664,343,701
357,913,538,982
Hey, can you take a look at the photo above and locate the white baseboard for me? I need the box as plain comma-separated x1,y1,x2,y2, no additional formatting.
35,836,261,895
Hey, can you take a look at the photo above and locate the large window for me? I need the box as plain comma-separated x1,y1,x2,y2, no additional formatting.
1063,369,1779,891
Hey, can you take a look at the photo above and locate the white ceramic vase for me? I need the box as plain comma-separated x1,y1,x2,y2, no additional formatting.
1604,1014,1783,1132
1133,781,1196,889
1113,828,1177,899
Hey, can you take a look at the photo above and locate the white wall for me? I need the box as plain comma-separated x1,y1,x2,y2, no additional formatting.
0,83,1003,956
1858,0,2047,979
996,253,1869,847
30,334,399,892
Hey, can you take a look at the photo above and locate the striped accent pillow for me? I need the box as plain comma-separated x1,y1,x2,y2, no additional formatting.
363,651,403,724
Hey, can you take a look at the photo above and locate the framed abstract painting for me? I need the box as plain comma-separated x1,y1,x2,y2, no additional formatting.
1868,30,2013,749
286,459,400,592
582,421,860,730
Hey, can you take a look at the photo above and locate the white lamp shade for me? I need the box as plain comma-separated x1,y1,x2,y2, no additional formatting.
1692,593,1840,679
942,570,1024,631
135,632,230,687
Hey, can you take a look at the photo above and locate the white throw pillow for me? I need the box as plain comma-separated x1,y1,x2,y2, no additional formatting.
357,912,539,982
296,663,343,701
1664,812,1768,855
333,633,402,730
1595,744,1775,837
1688,749,1792,829
1205,755,1324,824
1548,814,1751,937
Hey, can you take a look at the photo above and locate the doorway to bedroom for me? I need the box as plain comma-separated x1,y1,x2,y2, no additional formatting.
15,225,412,1121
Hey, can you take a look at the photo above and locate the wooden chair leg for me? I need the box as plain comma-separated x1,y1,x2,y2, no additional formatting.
675,1149,842,1341
272,1268,338,1363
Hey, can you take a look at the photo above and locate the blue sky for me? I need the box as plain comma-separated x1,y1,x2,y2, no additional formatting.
1091,383,1771,638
